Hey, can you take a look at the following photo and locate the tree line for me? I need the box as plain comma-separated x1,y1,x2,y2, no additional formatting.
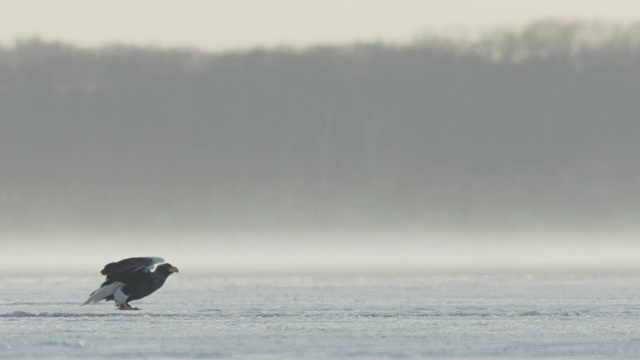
1,21,639,233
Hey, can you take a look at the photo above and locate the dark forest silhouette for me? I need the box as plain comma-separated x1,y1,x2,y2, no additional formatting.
1,21,639,233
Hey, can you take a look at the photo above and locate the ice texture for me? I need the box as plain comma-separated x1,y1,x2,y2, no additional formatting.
2,275,640,359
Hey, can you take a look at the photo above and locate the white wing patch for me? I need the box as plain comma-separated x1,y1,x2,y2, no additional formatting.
82,282,125,306
144,257,165,271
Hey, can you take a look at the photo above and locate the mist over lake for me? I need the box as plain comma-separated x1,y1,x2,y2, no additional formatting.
2,19,640,359
2,21,639,239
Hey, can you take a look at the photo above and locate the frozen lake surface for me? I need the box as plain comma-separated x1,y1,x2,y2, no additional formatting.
2,274,640,359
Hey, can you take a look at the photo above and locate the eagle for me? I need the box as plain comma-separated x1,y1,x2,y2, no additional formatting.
82,257,179,310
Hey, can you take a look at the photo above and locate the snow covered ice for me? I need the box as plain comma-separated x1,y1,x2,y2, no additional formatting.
2,274,640,359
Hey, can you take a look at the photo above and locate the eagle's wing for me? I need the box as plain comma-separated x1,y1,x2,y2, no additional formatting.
100,257,165,277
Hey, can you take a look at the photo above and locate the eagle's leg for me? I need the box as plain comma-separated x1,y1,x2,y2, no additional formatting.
118,303,140,311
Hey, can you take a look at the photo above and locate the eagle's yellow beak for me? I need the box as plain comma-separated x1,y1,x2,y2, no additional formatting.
169,266,179,273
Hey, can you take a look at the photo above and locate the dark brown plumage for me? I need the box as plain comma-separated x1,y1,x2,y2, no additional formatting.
82,257,179,310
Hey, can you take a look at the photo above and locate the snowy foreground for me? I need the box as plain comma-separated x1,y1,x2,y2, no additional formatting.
2,274,640,359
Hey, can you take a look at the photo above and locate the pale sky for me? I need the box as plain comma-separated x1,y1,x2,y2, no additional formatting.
1,0,639,51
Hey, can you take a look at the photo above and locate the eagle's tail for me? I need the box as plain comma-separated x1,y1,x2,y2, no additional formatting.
81,282,125,306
